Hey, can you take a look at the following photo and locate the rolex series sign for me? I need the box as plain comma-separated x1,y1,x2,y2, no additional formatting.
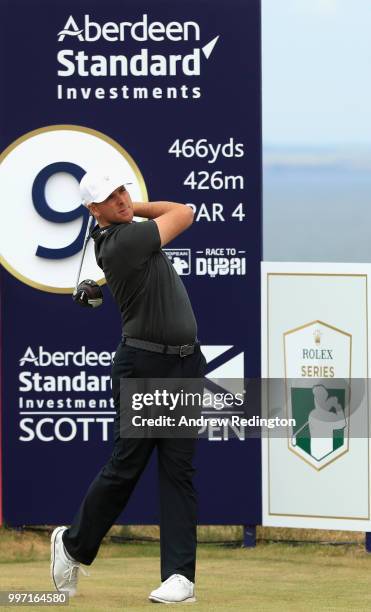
0,1,262,526
262,263,370,531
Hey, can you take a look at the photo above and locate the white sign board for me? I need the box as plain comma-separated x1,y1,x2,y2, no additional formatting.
262,263,370,530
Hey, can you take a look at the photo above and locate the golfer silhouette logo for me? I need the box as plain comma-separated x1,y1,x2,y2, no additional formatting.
172,256,189,275
292,384,346,462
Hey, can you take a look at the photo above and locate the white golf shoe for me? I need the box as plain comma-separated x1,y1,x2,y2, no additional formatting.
50,526,88,597
149,574,196,604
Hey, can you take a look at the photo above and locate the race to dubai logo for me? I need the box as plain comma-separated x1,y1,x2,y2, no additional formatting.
284,320,351,470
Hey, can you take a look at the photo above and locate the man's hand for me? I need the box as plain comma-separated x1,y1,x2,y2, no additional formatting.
133,201,194,246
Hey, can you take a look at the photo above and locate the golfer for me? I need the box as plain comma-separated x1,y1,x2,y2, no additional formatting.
51,169,206,604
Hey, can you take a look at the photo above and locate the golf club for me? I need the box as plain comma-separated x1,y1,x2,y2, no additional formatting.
291,420,309,447
72,215,103,308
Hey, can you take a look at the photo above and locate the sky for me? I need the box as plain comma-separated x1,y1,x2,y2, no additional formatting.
262,0,371,147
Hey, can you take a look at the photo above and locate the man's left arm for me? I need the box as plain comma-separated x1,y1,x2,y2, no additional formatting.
133,201,189,219
133,201,194,246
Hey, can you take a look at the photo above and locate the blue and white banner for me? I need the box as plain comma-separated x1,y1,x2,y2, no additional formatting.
0,0,262,526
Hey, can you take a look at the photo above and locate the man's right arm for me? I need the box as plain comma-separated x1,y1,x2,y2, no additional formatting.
133,201,194,246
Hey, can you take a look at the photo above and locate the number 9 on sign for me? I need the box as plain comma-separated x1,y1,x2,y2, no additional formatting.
32,161,89,259
0,124,146,292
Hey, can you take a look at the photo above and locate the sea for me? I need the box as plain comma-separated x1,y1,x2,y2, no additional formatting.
263,147,371,263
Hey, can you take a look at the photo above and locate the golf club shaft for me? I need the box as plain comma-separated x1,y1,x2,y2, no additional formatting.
292,419,309,439
74,215,94,291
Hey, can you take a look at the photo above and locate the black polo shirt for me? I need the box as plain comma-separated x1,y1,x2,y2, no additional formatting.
92,220,197,345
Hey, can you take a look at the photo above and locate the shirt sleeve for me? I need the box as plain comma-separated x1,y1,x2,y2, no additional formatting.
109,220,161,272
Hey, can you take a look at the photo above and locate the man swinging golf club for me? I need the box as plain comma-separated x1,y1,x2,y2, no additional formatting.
51,169,206,604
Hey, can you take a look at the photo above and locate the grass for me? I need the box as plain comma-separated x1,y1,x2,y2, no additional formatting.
0,527,370,611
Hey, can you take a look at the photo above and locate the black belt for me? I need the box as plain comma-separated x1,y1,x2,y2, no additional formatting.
122,336,197,357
